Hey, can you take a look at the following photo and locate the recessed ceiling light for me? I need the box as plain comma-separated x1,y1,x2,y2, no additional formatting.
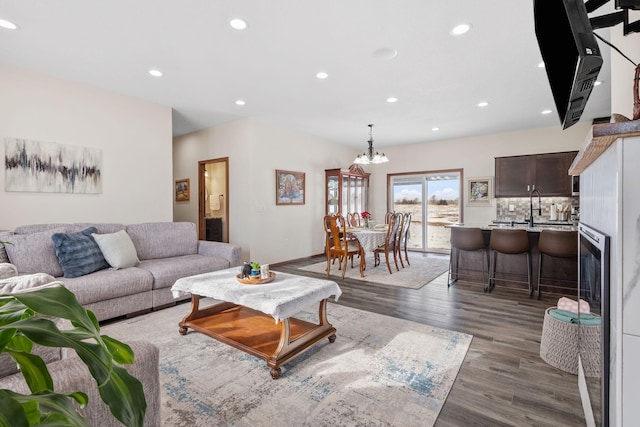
432,127,440,131
0,19,17,30
451,24,470,36
148,69,163,77
386,97,398,103
541,109,552,115
235,99,246,106
230,19,247,30
316,72,328,79
477,101,489,107
372,47,398,60
538,62,545,68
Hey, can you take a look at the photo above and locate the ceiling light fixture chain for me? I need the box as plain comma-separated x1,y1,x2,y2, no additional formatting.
353,124,390,165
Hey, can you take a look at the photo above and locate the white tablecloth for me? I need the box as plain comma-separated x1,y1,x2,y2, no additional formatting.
171,267,342,322
348,228,387,252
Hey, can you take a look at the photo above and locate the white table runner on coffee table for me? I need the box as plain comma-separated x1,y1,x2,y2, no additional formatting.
171,267,342,322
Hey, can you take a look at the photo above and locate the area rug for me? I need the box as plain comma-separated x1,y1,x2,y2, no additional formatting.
100,301,472,427
298,254,450,289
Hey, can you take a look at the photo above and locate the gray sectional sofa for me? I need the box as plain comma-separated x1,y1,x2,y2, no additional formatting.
0,221,242,322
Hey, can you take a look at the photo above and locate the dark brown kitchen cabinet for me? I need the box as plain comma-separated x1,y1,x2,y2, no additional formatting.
495,151,578,197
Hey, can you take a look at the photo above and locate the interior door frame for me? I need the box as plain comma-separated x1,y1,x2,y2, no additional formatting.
198,157,229,242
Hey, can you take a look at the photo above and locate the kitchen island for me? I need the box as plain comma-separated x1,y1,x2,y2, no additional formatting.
448,223,578,296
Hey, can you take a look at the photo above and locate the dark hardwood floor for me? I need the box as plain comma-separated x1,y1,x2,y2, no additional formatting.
273,252,592,427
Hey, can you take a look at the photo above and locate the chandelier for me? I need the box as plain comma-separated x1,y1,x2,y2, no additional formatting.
353,124,389,165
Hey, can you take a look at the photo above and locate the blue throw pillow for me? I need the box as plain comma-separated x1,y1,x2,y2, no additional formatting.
51,227,109,278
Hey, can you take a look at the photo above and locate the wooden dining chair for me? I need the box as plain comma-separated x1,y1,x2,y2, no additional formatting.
396,212,411,268
324,214,364,279
374,212,402,274
384,211,395,225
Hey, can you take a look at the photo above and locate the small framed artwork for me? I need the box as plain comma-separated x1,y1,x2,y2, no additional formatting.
467,176,493,206
175,178,190,202
276,170,305,205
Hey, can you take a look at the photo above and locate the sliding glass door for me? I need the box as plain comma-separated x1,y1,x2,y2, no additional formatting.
390,170,462,252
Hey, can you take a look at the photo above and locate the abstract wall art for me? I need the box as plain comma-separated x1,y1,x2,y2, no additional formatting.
4,138,102,194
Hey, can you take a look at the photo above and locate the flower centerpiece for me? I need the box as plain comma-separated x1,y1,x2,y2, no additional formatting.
361,211,372,228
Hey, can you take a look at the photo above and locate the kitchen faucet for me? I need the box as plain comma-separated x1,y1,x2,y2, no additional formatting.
529,187,541,227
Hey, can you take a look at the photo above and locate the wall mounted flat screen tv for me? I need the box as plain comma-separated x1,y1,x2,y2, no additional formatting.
534,0,603,129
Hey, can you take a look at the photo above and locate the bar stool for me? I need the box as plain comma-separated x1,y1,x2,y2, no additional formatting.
537,230,578,299
489,228,533,296
448,227,488,291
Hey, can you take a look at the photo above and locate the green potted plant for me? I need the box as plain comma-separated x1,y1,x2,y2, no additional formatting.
250,262,260,277
0,284,146,426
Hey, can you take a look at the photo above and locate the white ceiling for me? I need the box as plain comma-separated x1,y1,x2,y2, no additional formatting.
0,0,614,149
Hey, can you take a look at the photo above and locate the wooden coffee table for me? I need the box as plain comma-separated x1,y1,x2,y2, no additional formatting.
171,268,342,379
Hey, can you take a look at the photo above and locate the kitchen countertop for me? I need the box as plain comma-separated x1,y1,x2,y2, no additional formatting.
448,222,578,232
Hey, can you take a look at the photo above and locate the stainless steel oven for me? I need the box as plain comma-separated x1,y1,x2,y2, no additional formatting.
578,223,610,427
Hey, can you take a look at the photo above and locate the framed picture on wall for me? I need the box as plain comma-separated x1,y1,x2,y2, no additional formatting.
467,176,493,206
276,170,305,205
175,178,190,202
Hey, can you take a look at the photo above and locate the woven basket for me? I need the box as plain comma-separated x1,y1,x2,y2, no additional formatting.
539,307,601,377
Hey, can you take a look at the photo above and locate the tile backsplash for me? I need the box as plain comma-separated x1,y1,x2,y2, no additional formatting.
495,196,579,222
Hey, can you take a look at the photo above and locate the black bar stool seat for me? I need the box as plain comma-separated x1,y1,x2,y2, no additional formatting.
489,228,533,296
448,227,488,291
537,230,578,299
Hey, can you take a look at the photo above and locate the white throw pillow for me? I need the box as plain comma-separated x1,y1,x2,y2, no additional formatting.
0,273,60,294
92,230,140,269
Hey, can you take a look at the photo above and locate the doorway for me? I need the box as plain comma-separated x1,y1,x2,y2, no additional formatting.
198,158,229,242
389,169,462,252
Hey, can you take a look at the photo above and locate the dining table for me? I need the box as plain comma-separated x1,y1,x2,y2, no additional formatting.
346,225,388,270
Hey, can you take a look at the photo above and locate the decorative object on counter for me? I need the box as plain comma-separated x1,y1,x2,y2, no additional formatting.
466,176,493,206
276,169,305,205
352,124,389,165
361,211,372,228
550,203,557,220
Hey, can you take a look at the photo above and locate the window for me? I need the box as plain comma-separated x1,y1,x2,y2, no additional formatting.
390,170,462,251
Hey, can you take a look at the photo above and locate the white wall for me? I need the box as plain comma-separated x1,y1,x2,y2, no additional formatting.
174,118,591,264
173,118,355,264
0,64,173,230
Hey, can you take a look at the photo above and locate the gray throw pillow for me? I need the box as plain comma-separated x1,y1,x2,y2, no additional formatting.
4,228,66,277
92,230,140,269
51,227,110,278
